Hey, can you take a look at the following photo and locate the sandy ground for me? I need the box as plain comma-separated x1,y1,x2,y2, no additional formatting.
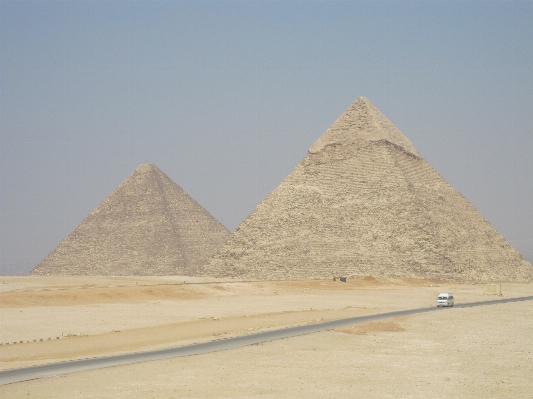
1,276,532,398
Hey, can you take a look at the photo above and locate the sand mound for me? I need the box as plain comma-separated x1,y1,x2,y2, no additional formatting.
0,284,205,307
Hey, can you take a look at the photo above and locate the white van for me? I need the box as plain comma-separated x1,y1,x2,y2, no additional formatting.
436,292,454,307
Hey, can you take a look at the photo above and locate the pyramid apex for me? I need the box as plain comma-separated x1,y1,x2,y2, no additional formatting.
135,163,159,173
355,96,371,104
309,97,420,157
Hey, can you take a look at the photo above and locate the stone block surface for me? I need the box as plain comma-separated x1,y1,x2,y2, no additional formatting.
32,164,230,276
203,98,533,282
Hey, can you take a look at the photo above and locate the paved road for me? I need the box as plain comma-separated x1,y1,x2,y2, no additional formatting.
1,295,532,385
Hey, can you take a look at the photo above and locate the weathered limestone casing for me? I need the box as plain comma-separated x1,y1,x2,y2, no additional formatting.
31,164,230,276
203,97,533,282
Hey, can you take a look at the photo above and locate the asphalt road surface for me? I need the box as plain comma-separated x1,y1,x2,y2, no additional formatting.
1,295,532,385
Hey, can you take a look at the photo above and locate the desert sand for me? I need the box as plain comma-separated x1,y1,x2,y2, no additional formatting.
1,276,532,398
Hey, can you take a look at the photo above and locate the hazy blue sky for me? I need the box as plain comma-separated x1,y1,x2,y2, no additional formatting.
1,1,532,275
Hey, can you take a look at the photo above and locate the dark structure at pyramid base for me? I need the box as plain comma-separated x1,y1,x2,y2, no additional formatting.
203,98,532,282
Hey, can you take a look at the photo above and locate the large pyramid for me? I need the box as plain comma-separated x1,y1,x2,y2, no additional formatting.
203,97,533,282
31,164,230,276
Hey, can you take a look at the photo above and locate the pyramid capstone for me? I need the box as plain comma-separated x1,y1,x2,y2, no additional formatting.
308,97,420,157
31,164,230,276
203,97,533,282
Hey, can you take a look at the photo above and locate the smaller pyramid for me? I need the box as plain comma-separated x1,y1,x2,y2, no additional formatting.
31,164,230,276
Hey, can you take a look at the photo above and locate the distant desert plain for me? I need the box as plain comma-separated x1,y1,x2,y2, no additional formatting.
1,276,532,398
